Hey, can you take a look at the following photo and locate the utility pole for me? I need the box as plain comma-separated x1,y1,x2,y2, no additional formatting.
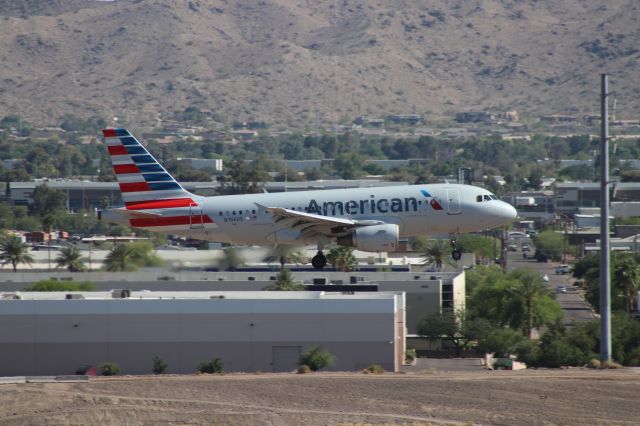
599,74,612,362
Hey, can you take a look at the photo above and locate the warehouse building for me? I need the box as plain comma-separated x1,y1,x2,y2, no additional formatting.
0,291,405,376
1,271,465,334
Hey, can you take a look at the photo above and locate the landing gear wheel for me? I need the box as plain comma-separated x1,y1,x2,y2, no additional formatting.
312,253,327,269
452,249,462,261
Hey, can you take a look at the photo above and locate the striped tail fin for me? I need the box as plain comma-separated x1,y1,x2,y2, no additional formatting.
102,128,196,209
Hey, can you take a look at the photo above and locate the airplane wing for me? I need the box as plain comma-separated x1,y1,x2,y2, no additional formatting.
257,204,384,240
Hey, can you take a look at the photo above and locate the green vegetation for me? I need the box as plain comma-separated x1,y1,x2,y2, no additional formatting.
574,253,640,315
362,364,385,374
298,347,335,371
23,279,95,292
104,241,163,272
55,246,86,272
326,246,357,271
152,355,168,374
264,268,305,291
457,234,500,260
100,362,121,376
0,234,34,272
197,358,224,374
532,230,565,261
415,238,457,271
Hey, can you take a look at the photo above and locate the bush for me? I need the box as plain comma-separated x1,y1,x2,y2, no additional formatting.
100,362,120,376
24,280,95,292
298,346,335,371
297,365,312,374
152,355,168,374
405,349,416,363
601,360,623,369
197,358,224,374
363,364,385,374
586,358,601,369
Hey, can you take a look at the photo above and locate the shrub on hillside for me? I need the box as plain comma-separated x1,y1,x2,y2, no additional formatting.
100,362,120,376
197,358,224,374
298,347,334,371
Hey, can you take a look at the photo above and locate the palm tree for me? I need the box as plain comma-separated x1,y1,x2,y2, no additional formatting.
0,235,34,272
420,240,457,271
510,269,549,339
55,246,86,272
217,247,245,271
326,246,357,272
264,268,305,291
104,244,136,272
614,256,640,315
264,245,306,270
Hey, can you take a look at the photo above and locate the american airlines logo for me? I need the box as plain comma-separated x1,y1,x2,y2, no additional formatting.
306,189,443,216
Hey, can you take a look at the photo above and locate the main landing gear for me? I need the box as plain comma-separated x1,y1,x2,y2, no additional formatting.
312,251,327,269
312,243,327,269
450,237,462,261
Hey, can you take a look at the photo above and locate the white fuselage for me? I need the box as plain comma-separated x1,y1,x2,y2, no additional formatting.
157,183,516,245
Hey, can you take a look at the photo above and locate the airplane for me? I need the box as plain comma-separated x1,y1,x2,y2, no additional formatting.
99,128,517,269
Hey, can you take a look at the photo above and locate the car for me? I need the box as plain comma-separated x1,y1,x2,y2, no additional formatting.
556,286,567,294
522,244,531,253
507,243,518,252
555,264,572,274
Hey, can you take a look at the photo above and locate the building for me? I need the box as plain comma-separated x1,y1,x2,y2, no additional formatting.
0,290,405,376
554,182,640,215
0,270,465,335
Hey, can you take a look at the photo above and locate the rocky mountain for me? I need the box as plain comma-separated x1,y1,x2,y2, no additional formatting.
0,0,638,128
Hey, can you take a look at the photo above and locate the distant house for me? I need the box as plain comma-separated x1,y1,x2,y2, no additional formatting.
230,129,258,141
177,158,223,172
386,114,422,125
540,114,577,124
455,111,494,123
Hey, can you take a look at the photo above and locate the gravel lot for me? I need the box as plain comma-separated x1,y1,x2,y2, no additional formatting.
0,369,638,425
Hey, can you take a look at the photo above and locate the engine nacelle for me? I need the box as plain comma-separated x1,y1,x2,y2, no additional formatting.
337,224,399,252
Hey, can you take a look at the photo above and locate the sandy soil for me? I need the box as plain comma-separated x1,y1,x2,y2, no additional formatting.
0,369,638,425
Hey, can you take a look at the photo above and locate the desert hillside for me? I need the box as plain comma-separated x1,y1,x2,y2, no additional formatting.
0,0,638,128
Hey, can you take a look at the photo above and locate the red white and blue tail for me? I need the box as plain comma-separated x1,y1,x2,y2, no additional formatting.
102,128,213,230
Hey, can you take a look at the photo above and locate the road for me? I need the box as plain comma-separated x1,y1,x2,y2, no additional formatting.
505,236,595,325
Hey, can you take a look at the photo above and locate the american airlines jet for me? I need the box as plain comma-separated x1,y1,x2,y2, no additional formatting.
100,128,517,269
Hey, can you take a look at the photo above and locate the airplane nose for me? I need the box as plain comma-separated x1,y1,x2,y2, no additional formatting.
499,201,518,222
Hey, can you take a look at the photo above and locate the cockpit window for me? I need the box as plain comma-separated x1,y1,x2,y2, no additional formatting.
490,195,498,200
476,195,483,202
484,195,492,201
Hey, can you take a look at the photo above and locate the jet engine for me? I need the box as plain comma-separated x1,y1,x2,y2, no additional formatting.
337,224,399,252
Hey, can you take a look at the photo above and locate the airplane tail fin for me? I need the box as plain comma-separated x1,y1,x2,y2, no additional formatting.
102,128,197,209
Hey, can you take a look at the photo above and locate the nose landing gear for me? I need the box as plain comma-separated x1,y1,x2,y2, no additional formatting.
450,237,462,261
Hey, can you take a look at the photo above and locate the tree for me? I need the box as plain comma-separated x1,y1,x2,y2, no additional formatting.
265,268,305,291
510,269,553,339
532,230,564,261
104,241,163,272
216,247,245,271
613,255,640,315
264,245,306,270
0,235,34,272
466,266,562,335
298,347,335,371
326,246,357,271
458,234,499,260
152,355,168,374
417,310,493,356
31,184,66,217
55,246,86,272
420,239,456,271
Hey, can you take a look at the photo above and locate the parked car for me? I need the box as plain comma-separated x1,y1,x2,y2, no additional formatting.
507,243,518,252
555,264,572,275
556,286,567,294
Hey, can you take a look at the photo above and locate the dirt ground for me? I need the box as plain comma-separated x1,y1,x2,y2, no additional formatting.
0,369,639,425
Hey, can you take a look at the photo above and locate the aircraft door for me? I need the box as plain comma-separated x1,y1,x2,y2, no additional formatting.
189,203,204,229
446,189,462,215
